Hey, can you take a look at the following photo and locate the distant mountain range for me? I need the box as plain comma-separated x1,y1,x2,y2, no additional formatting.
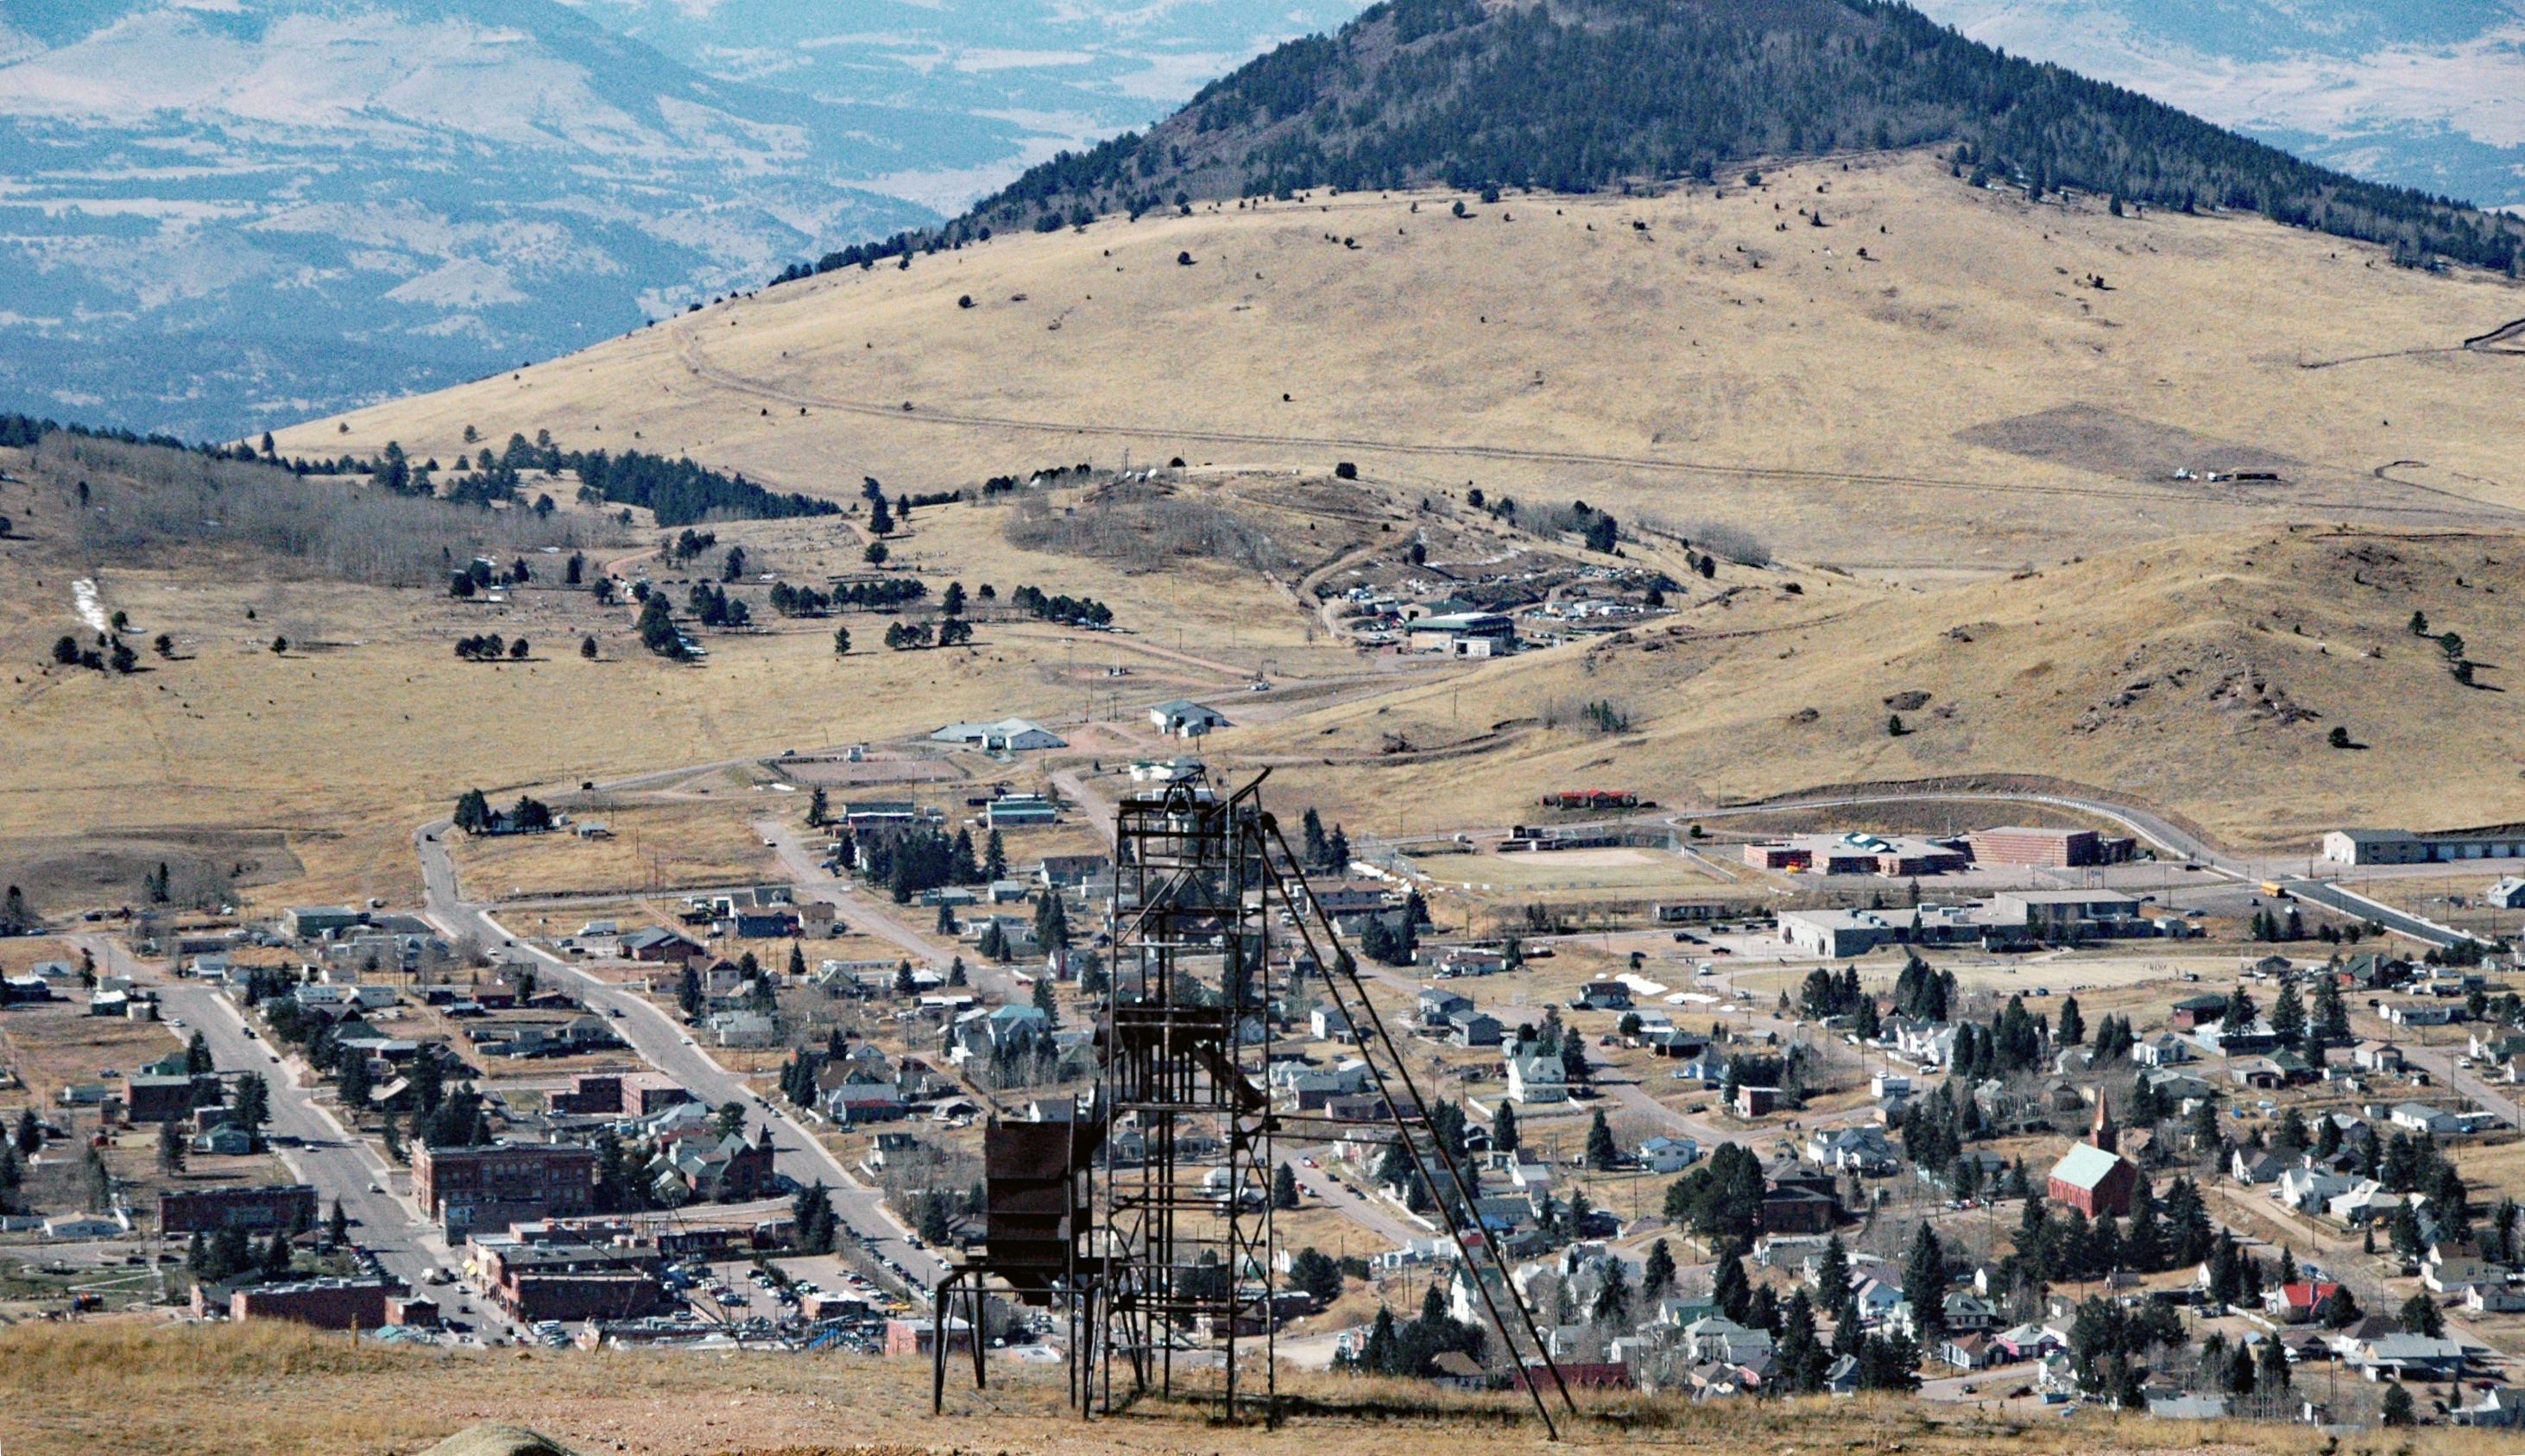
0,0,1361,438
1910,0,2525,211
3,0,2520,440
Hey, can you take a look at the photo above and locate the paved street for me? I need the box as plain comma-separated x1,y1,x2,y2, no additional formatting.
74,934,527,1336
414,822,950,1300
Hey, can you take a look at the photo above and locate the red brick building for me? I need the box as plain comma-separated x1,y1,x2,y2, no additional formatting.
2045,1100,2139,1218
412,1142,597,1234
883,1316,972,1357
230,1278,390,1330
547,1075,691,1117
160,1184,318,1236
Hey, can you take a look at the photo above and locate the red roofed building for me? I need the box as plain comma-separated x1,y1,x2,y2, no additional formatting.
2046,1096,2138,1219
2265,1281,2347,1325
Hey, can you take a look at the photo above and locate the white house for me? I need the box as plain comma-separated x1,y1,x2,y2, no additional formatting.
1506,1055,1569,1105
1639,1137,1700,1173
2276,1167,2358,1214
1851,1277,1905,1324
2354,1041,2406,1073
2391,1102,2462,1135
1148,700,1232,738
1685,1315,1775,1365
2132,1033,2192,1068
2329,1182,2402,1224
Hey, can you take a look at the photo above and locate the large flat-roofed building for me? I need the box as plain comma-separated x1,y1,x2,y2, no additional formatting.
1966,827,2130,867
2326,828,2525,866
1777,904,1985,957
230,1277,391,1330
281,905,368,940
161,1184,319,1235
1743,833,1971,877
1988,890,2141,935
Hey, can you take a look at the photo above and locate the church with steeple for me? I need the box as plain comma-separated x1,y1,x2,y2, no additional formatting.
2044,1091,2138,1217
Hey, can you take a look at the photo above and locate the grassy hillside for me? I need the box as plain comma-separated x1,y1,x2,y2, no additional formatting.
15,157,2511,896
959,0,2525,273
1223,526,2525,854
278,156,2525,576
1,1318,2515,1456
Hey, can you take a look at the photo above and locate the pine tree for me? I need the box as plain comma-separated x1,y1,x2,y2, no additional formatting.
1711,1240,1752,1322
155,1117,186,1174
1903,1223,1947,1344
2055,994,2084,1047
1778,1289,1826,1393
1641,1238,1676,1301
1584,1107,1618,1169
186,1031,213,1075
1273,1162,1301,1210
232,1072,268,1132
1591,1256,1632,1327
2270,981,2306,1043
1493,1100,1518,1154
984,830,1006,881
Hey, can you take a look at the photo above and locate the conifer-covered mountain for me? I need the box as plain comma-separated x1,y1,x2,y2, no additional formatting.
1911,0,2525,211
957,0,2525,274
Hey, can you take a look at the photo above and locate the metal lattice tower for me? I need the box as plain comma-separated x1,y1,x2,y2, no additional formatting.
937,769,1571,1435
1099,773,1278,1420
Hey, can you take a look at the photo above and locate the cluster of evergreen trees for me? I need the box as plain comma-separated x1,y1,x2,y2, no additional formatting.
950,0,2524,275
1335,1282,1488,1377
833,577,928,610
1888,954,1955,1021
1297,809,1354,873
451,633,527,662
451,788,551,835
685,582,752,629
1007,584,1113,627
852,823,1005,904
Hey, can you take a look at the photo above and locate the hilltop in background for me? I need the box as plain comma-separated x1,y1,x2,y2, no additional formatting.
6,0,2525,439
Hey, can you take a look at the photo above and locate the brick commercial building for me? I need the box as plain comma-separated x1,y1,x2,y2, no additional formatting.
124,1074,221,1124
413,1142,597,1235
476,1241,666,1323
548,1074,692,1118
1966,827,2134,868
230,1277,391,1330
883,1316,973,1357
160,1184,319,1236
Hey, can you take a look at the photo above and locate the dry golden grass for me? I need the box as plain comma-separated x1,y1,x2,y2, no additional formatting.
448,804,780,901
3,1318,2515,1456
1224,526,2525,850
16,154,2525,936
284,154,2525,576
